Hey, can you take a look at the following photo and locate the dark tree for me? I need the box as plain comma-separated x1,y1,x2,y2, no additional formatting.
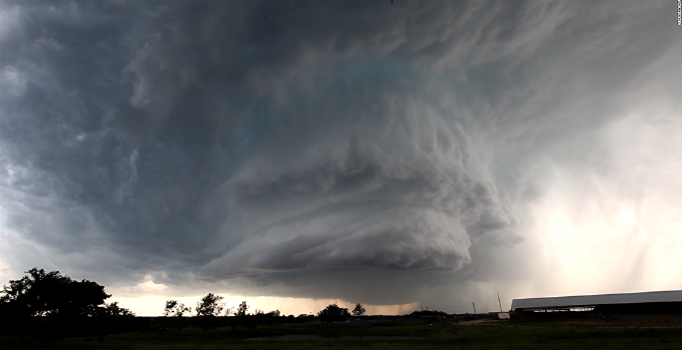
268,309,280,317
194,293,224,331
0,268,110,319
352,303,366,317
317,303,350,327
407,309,447,318
235,300,249,316
161,300,191,332
163,300,192,317
233,301,251,329
100,302,135,317
195,293,224,317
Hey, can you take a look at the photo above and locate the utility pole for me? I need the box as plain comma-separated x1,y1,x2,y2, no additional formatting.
472,302,477,314
497,293,503,312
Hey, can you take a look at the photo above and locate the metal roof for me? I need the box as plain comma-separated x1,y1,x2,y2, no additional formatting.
511,290,682,310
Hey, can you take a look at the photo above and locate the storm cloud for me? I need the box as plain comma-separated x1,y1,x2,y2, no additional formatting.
0,0,679,311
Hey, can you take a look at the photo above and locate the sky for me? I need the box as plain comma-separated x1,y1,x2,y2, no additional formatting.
0,0,680,316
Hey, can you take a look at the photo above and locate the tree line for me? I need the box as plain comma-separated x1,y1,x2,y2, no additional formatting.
163,292,367,328
0,268,368,338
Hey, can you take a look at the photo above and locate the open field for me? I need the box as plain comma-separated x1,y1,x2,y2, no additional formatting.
2,322,681,350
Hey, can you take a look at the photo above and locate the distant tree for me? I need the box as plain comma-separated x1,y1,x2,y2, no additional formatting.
268,309,281,317
195,293,224,317
233,301,250,329
249,309,265,328
352,303,366,317
235,301,249,316
163,300,192,317
295,313,314,323
262,309,281,326
161,300,192,332
407,309,447,318
0,268,110,319
223,305,234,316
194,293,225,331
317,303,350,327
101,302,135,317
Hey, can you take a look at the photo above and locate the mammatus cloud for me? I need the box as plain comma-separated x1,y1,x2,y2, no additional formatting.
0,0,680,312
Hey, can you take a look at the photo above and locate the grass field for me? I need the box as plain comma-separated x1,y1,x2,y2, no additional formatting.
2,322,681,349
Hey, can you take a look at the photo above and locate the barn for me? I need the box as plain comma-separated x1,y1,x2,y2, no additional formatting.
511,290,682,320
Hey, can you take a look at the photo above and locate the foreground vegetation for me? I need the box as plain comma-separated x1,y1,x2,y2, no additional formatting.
1,322,681,349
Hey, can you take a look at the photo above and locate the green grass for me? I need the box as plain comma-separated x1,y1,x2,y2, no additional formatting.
1,324,681,349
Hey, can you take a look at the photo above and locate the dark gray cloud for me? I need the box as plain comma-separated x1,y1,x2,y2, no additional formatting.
0,0,679,310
